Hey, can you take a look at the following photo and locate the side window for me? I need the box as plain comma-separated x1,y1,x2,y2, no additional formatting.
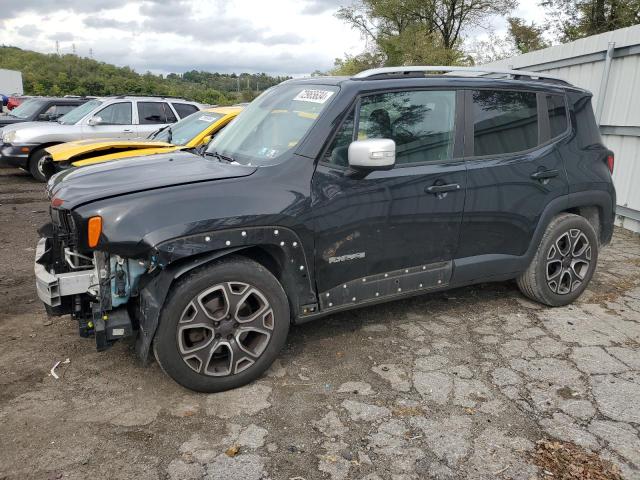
324,111,355,167
172,103,199,118
471,90,538,156
546,94,568,138
43,104,76,119
357,90,456,165
138,102,176,124
96,102,132,125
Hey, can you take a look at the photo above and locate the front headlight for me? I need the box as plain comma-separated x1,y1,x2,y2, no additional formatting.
2,130,16,144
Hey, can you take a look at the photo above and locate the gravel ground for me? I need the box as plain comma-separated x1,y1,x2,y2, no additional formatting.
1,166,639,480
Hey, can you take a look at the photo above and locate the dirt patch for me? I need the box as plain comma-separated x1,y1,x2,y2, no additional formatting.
532,440,623,480
588,275,639,304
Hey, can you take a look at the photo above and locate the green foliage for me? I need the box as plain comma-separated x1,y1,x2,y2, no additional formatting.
334,0,515,72
542,0,640,42
0,46,289,105
507,17,550,53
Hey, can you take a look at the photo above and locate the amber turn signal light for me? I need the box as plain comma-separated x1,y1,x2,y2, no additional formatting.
87,216,102,248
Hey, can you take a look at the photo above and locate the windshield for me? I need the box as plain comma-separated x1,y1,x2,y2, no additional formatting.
8,98,43,119
58,99,102,125
205,84,338,166
151,110,224,145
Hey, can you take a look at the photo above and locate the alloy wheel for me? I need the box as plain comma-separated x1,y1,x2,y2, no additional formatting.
37,154,51,177
176,282,274,376
545,228,592,295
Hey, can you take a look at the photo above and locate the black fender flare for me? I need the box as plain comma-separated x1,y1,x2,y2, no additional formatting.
134,226,315,363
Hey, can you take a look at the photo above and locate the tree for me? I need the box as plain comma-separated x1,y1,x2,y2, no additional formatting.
507,17,550,53
335,0,517,69
542,0,640,42
467,30,517,64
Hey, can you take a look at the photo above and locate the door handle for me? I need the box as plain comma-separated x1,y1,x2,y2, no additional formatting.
425,183,461,194
530,169,559,180
123,129,133,133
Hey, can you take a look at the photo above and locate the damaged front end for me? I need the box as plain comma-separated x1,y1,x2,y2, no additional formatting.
35,207,150,352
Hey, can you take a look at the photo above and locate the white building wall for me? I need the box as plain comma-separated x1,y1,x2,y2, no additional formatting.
483,24,640,233
0,69,23,95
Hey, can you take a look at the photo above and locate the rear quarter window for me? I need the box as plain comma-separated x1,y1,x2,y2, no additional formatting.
546,94,569,139
172,103,199,118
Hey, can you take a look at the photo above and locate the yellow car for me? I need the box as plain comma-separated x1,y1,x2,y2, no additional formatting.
44,106,242,175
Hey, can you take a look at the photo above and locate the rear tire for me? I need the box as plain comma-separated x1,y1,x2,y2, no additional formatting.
154,256,290,392
28,148,50,182
517,213,598,306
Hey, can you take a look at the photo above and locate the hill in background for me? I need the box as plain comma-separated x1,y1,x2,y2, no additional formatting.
0,46,289,105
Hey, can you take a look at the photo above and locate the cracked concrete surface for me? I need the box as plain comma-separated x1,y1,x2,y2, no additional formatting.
1,168,640,479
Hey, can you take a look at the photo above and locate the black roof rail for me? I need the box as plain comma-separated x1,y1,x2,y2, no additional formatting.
352,66,572,86
112,94,192,100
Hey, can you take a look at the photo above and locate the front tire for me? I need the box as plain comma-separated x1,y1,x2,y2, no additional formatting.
28,148,51,182
154,256,290,392
517,213,599,306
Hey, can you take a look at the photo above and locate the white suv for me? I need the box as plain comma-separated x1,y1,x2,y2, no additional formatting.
0,96,204,181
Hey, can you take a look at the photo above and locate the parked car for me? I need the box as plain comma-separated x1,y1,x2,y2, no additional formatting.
42,106,242,177
0,95,203,181
35,67,615,392
0,97,88,128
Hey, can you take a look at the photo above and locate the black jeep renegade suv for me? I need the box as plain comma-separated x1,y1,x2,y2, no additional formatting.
36,66,616,392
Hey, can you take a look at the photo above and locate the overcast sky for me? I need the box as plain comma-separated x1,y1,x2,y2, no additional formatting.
0,0,545,76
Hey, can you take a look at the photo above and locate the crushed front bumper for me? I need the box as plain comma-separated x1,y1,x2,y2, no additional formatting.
34,237,96,307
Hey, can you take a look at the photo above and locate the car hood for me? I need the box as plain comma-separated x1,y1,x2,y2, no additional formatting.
0,116,25,126
47,138,175,162
48,150,257,209
2,121,79,140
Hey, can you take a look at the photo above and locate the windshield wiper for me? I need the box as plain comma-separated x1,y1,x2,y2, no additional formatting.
167,127,173,143
149,124,171,139
204,151,235,163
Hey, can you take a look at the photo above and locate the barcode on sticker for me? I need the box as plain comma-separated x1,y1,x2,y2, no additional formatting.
293,89,334,104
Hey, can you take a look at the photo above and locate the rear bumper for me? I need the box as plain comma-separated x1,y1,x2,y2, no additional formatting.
34,237,96,307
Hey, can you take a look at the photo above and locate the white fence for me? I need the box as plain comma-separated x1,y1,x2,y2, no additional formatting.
484,24,640,233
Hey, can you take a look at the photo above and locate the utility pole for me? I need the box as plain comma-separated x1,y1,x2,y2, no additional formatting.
89,48,93,59
237,77,240,93
55,41,59,55
72,43,76,55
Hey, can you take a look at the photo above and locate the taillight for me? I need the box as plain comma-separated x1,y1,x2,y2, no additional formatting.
606,155,614,174
51,197,64,207
87,216,102,248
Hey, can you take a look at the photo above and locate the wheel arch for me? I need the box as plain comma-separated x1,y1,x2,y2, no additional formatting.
134,227,317,363
28,142,60,163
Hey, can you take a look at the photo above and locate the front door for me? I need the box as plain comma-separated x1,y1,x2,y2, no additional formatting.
456,89,570,279
82,101,137,139
311,89,467,310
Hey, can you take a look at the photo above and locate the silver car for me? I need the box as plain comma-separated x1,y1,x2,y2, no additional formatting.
0,96,203,181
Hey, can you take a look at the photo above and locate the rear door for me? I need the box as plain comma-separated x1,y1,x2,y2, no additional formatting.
457,88,569,280
136,101,178,136
312,88,467,309
82,101,136,138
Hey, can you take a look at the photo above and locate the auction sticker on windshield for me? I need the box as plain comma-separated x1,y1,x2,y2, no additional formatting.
293,89,334,104
198,115,217,123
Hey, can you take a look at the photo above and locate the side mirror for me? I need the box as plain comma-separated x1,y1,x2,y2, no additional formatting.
87,115,103,126
37,113,51,121
348,138,395,171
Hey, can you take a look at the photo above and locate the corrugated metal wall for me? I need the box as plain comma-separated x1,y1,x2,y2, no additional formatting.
484,24,640,233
